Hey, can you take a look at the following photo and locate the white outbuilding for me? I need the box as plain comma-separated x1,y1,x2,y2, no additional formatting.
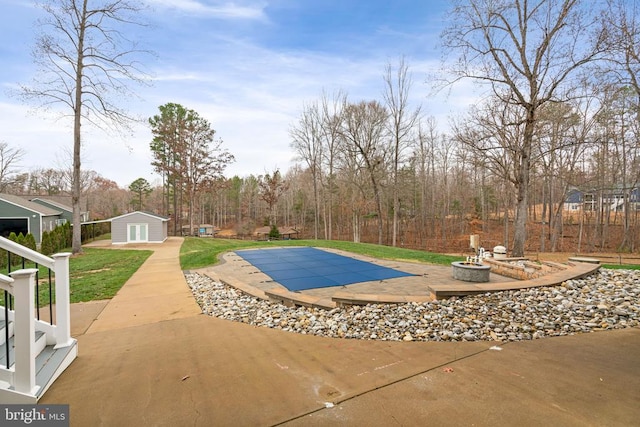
110,211,169,244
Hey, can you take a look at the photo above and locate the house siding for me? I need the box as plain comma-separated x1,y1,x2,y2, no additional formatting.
31,199,73,223
147,214,165,242
0,194,67,245
0,202,40,242
111,217,128,244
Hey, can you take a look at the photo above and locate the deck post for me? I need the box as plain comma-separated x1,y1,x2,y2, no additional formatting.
9,269,39,396
52,253,73,348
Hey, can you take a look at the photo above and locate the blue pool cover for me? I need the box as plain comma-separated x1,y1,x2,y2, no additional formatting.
234,247,414,291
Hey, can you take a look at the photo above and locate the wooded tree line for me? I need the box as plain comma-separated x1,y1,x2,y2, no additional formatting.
208,0,640,254
207,82,638,254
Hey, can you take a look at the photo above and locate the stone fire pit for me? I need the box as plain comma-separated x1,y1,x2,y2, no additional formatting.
451,261,491,283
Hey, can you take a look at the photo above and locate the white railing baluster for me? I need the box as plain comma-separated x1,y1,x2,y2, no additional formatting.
52,253,73,348
9,269,39,396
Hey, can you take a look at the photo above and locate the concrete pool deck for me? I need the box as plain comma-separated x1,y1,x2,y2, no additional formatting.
39,238,640,426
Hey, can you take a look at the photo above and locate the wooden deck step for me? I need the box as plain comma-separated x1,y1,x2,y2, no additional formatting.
33,341,78,398
0,330,46,367
0,337,77,399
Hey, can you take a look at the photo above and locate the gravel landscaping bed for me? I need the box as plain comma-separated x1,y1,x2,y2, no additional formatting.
186,268,640,342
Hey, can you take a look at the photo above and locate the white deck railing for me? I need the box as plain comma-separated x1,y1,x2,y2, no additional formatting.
0,236,73,399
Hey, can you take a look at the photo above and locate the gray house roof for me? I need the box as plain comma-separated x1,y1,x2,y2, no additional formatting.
0,193,61,216
566,189,582,204
30,197,73,213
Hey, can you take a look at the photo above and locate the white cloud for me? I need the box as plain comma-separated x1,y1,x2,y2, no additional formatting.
1,0,479,187
147,0,267,20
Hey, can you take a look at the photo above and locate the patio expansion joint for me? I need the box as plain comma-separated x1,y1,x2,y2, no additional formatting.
272,341,509,426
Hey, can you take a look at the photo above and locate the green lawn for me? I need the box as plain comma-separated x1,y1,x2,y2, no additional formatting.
601,263,640,270
67,248,153,302
179,237,464,270
1,247,152,306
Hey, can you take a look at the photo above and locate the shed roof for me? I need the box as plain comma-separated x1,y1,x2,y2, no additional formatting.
110,211,170,222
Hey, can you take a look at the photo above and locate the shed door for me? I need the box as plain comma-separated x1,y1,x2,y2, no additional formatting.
128,223,148,242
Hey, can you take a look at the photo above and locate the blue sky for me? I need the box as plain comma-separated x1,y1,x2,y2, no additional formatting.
0,0,475,188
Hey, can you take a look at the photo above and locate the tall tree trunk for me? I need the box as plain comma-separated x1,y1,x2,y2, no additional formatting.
352,209,360,243
392,175,399,246
512,112,534,257
367,172,384,246
327,168,334,240
71,0,88,254
312,167,319,239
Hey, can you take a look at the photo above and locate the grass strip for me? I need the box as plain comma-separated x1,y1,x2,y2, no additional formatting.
180,237,463,270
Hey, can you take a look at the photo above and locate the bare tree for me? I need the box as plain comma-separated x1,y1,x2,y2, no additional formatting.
339,100,389,245
534,100,587,252
0,142,25,193
319,89,347,240
238,175,261,236
383,57,421,247
290,100,323,239
603,0,640,98
441,0,607,256
335,132,369,243
9,173,30,195
21,0,151,253
259,169,289,227
411,117,439,245
452,96,525,245
601,0,640,251
28,168,68,195
88,175,128,218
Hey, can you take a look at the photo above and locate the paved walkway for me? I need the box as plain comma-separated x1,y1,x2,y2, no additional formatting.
40,238,640,426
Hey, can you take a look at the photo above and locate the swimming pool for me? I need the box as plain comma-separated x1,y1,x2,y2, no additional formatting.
234,247,414,291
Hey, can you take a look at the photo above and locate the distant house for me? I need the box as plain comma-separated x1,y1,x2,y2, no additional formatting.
254,225,299,240
564,185,640,212
110,211,169,244
181,224,219,237
564,188,583,211
0,194,67,244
